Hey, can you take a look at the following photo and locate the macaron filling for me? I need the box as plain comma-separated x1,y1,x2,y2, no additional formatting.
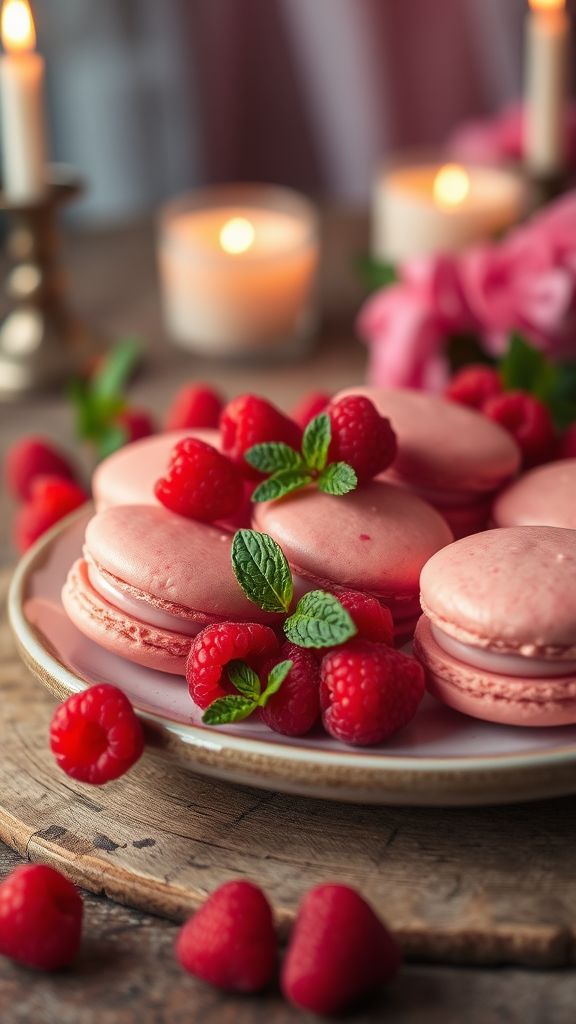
431,624,576,679
87,562,204,638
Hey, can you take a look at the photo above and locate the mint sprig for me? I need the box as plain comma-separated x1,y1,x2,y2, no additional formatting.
498,332,576,429
284,591,357,648
231,529,293,613
245,411,357,503
202,659,293,726
69,338,142,460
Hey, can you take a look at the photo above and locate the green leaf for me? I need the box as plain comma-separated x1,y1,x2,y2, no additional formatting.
317,462,357,496
500,333,558,400
545,359,576,429
251,470,313,503
227,660,261,701
97,423,128,460
202,695,256,725
92,338,141,401
245,442,305,474
259,659,293,705
302,412,331,472
284,591,357,649
357,254,398,292
231,529,294,613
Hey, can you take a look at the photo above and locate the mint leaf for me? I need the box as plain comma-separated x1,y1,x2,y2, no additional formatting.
259,659,293,705
97,423,128,459
252,470,313,503
302,412,331,472
202,695,256,725
317,462,357,496
500,333,557,400
284,591,357,649
245,442,304,474
92,338,141,401
357,254,398,293
231,529,294,613
227,660,261,701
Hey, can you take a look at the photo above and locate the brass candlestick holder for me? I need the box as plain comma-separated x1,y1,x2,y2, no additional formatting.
0,166,100,400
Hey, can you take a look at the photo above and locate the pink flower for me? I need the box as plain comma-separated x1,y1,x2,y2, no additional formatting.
449,102,576,167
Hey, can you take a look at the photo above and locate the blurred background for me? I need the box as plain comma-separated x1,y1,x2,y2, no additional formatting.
34,0,535,223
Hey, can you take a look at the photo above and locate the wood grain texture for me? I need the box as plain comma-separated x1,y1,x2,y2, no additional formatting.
2,562,576,970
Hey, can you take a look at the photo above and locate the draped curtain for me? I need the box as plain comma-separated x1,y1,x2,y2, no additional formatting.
34,0,530,220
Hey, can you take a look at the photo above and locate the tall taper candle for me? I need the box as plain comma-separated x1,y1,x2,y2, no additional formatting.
0,0,46,202
525,0,569,177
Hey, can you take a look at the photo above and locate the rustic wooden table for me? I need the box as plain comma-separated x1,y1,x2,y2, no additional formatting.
1,221,576,1023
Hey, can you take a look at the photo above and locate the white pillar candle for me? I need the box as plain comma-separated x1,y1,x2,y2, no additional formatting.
372,161,527,264
525,0,569,177
0,0,47,202
158,185,319,358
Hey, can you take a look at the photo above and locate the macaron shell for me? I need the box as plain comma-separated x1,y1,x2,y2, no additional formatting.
414,616,576,727
62,559,190,674
85,504,276,623
493,459,576,530
334,386,521,495
420,526,576,657
252,481,453,598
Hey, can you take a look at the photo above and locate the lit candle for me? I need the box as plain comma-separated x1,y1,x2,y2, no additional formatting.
158,185,319,357
0,0,46,202
372,160,527,263
525,0,569,176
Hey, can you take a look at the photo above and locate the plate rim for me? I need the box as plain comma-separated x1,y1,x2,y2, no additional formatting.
9,509,576,804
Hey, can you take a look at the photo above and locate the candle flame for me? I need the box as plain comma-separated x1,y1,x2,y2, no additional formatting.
219,217,255,255
1,0,36,53
529,0,565,10
433,164,471,210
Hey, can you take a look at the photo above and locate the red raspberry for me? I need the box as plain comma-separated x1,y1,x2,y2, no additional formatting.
282,883,400,1015
187,622,279,709
5,436,77,500
13,476,88,553
320,641,425,746
0,864,83,971
259,642,320,737
329,591,393,650
327,396,397,483
556,424,576,460
220,394,302,478
50,683,144,784
291,391,331,429
445,364,502,410
164,383,224,430
116,407,155,443
176,881,277,993
155,438,244,522
483,391,555,467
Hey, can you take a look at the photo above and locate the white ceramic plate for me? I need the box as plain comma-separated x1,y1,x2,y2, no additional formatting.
9,509,576,806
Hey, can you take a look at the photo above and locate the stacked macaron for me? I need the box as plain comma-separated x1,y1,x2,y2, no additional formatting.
492,459,576,530
414,526,576,727
333,387,521,537
253,481,453,641
62,504,277,674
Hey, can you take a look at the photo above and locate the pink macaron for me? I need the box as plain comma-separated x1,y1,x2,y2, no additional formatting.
92,428,252,528
492,459,576,530
333,387,521,537
414,526,576,726
62,504,276,674
252,481,453,641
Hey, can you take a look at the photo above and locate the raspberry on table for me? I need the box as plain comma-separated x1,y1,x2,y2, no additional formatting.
281,883,401,1015
444,365,502,410
219,394,302,478
13,476,88,553
259,642,320,737
327,590,393,651
50,683,145,785
116,407,155,443
155,437,244,522
483,391,555,467
327,395,397,483
0,864,83,971
187,622,279,709
5,436,77,500
176,880,277,993
291,391,331,429
320,641,425,746
164,383,224,430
